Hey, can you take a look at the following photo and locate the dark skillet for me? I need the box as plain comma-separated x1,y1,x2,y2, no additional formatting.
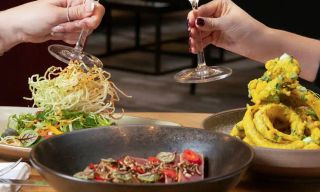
30,125,254,192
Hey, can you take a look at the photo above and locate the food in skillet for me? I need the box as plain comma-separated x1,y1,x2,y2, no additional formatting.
231,54,320,149
0,60,129,147
74,149,204,183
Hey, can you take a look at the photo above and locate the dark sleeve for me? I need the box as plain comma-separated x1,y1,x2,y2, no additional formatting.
314,66,320,89
299,78,320,94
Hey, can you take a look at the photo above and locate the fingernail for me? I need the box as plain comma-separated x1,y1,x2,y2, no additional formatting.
51,25,64,32
196,18,205,26
85,0,95,12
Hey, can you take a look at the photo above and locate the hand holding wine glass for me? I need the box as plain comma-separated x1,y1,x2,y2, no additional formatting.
49,0,104,68
0,0,104,55
174,0,232,83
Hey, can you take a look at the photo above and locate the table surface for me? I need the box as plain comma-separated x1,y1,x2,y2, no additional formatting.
1,112,318,192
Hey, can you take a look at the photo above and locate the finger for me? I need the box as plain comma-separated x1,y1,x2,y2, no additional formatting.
67,0,95,21
189,37,205,54
187,10,196,28
70,0,86,7
201,35,213,48
189,28,210,39
51,2,104,33
77,3,105,29
195,17,222,32
50,32,80,44
48,0,83,8
190,37,211,54
52,20,83,33
197,0,220,17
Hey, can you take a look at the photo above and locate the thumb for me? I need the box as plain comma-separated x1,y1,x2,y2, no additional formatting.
195,17,221,32
67,0,95,21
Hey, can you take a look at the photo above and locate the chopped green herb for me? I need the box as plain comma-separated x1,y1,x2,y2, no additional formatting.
137,172,160,183
261,75,271,82
156,152,176,163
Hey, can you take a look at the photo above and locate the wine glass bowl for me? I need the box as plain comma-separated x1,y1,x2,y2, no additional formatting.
175,65,232,83
48,44,103,68
48,0,103,68
174,0,232,83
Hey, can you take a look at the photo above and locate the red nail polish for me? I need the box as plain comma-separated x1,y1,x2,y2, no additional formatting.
196,18,205,26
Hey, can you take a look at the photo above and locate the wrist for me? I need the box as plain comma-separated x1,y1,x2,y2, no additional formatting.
243,24,283,63
0,9,24,55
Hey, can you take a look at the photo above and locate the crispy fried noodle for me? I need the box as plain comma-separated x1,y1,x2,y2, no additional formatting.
25,60,130,115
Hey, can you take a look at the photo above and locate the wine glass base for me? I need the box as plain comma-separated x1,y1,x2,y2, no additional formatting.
174,66,232,83
48,44,103,68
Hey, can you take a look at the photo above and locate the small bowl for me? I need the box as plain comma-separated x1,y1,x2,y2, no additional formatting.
30,125,254,192
203,108,320,177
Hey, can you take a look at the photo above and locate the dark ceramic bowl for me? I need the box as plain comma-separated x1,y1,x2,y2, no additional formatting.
30,125,254,192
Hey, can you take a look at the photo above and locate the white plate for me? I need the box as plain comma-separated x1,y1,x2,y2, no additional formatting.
0,106,179,159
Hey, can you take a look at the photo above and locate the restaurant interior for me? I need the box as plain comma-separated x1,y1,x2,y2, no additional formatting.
0,0,318,112
0,0,319,192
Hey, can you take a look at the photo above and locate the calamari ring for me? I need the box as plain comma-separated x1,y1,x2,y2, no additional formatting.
242,105,305,149
253,103,305,142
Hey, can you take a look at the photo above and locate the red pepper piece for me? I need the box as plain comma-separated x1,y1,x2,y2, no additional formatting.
133,166,145,174
147,156,161,164
182,149,202,165
94,174,104,181
88,163,95,169
163,169,177,179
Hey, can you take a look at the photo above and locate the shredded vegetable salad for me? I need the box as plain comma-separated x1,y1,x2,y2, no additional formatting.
0,60,130,147
0,109,113,147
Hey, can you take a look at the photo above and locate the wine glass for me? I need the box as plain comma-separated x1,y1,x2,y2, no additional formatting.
174,0,232,83
48,0,103,68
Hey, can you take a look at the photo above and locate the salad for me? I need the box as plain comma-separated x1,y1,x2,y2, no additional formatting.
0,60,129,147
0,109,113,147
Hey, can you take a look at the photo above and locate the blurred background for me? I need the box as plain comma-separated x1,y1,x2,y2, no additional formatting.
0,0,318,113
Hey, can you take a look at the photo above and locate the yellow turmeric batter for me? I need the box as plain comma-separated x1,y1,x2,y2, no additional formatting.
231,54,320,149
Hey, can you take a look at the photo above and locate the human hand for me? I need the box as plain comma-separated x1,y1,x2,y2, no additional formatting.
187,0,266,56
10,0,105,44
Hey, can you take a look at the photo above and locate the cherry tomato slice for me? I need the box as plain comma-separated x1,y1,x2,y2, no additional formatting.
182,149,202,165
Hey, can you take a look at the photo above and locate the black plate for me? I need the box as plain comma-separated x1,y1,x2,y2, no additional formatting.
30,125,254,192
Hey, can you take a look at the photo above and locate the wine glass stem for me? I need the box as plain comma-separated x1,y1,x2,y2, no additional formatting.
192,5,207,69
197,37,206,68
74,29,87,52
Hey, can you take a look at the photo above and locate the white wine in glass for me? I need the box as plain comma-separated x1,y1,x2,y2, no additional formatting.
174,0,232,83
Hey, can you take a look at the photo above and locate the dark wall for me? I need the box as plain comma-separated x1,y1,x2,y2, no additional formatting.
234,0,319,39
0,1,65,106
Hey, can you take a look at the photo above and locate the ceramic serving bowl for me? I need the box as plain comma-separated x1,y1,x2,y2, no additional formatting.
203,108,320,177
30,125,254,192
